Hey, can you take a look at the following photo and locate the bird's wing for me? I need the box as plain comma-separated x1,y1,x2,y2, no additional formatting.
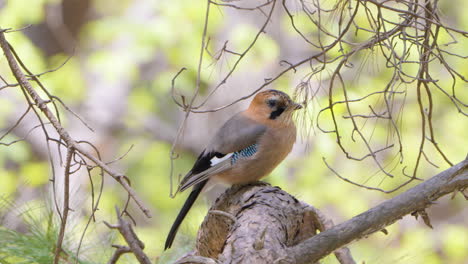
178,112,266,192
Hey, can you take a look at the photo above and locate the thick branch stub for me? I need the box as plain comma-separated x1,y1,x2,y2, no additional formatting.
195,182,354,264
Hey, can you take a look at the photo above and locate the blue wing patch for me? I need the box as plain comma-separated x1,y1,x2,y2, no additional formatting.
231,144,258,165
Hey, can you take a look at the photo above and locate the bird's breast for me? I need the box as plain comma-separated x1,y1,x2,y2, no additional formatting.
215,124,296,184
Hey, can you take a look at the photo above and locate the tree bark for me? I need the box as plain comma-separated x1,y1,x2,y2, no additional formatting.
189,182,354,264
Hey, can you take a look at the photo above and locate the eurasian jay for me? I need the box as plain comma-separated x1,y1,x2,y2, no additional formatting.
164,89,302,249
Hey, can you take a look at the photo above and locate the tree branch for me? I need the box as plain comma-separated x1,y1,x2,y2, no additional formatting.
104,207,152,264
53,146,74,264
0,28,151,218
187,158,467,263
195,182,356,264
287,158,468,264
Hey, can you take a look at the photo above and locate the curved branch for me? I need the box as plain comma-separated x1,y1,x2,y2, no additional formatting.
287,158,468,264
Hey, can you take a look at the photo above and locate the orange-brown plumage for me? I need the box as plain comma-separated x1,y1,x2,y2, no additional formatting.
165,89,302,249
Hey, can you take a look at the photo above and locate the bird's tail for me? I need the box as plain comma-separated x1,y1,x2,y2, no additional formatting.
164,180,208,250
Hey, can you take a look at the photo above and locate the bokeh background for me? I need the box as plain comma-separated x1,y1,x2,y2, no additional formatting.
0,0,467,263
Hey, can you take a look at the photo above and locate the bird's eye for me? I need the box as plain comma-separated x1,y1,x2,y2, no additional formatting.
267,99,276,108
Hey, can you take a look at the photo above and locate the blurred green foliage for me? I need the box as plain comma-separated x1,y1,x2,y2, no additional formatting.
0,0,467,263
0,201,93,264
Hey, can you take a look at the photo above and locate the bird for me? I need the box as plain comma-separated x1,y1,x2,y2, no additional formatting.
164,89,302,249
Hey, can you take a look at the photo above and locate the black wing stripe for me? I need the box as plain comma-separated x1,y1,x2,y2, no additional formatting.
191,150,225,174
179,150,225,190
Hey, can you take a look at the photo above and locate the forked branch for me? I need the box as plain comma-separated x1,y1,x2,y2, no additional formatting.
0,28,151,218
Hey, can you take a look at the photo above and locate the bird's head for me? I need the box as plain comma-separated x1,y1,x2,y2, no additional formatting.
248,89,302,125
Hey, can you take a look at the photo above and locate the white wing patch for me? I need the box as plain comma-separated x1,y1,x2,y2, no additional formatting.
210,153,233,166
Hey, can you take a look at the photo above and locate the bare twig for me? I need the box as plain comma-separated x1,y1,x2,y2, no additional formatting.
168,0,212,197
53,146,74,264
104,207,152,264
107,245,132,264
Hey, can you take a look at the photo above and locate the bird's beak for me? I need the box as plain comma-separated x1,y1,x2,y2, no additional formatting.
292,102,303,110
